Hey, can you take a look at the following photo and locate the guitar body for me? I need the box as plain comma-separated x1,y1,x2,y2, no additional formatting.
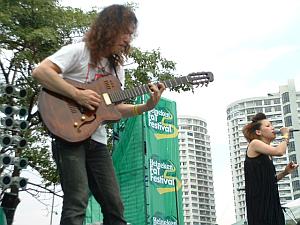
38,75,122,142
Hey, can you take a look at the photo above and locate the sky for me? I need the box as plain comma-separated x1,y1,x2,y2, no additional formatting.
12,1,300,225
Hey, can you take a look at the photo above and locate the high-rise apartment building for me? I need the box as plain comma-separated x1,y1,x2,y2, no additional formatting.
178,115,217,225
226,80,300,222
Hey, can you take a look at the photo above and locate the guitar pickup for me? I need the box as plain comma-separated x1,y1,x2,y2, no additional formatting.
102,93,112,105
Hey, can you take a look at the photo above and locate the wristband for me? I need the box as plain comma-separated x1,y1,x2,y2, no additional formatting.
282,133,289,139
132,105,140,116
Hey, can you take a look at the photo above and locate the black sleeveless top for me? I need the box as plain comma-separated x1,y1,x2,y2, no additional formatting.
244,151,285,225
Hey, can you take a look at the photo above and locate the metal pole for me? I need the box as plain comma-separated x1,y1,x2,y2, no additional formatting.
174,178,180,225
50,185,55,225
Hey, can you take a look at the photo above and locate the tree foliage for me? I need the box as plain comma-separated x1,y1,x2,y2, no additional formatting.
0,0,190,223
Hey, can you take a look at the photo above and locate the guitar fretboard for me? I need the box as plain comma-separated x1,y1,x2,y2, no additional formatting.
109,76,191,103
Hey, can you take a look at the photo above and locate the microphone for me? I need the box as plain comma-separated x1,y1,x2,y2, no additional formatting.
274,128,300,134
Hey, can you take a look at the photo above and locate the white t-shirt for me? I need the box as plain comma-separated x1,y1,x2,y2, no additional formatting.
48,42,125,144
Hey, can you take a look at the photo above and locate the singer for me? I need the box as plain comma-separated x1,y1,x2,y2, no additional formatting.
242,112,298,225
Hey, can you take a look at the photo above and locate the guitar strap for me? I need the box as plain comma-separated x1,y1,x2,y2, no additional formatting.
109,56,122,87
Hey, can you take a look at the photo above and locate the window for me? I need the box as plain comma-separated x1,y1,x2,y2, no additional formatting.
187,132,193,136
292,168,299,179
256,108,263,113
274,105,281,111
292,180,300,192
288,141,295,153
264,99,271,105
282,92,290,104
265,107,272,112
289,154,296,162
247,108,255,114
284,116,292,127
283,105,291,114
274,98,281,104
255,100,262,106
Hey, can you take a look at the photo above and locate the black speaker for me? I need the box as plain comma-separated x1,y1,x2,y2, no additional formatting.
15,107,28,117
13,157,28,169
11,177,28,190
17,88,27,99
14,120,29,131
12,136,27,148
0,134,12,147
0,175,12,188
2,85,14,96
0,154,12,167
1,117,14,128
0,104,14,116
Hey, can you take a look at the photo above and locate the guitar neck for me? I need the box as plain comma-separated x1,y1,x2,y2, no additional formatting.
109,76,190,104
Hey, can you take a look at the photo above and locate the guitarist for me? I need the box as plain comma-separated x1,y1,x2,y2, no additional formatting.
32,4,165,225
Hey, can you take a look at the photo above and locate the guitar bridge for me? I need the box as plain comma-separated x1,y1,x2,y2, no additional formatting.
102,93,112,105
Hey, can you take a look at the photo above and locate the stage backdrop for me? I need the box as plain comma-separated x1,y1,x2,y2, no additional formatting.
84,96,184,225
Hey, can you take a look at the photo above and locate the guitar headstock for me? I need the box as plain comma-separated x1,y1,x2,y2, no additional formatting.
187,72,214,86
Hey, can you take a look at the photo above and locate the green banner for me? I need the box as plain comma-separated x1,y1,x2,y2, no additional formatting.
144,96,183,225
0,207,7,225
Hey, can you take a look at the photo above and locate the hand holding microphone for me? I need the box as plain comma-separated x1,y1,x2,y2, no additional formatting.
274,127,300,146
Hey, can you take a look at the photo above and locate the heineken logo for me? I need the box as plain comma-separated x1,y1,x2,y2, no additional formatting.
152,213,178,225
149,156,182,194
147,108,178,139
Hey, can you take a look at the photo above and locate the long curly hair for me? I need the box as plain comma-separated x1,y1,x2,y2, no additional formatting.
84,4,138,68
242,113,267,142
